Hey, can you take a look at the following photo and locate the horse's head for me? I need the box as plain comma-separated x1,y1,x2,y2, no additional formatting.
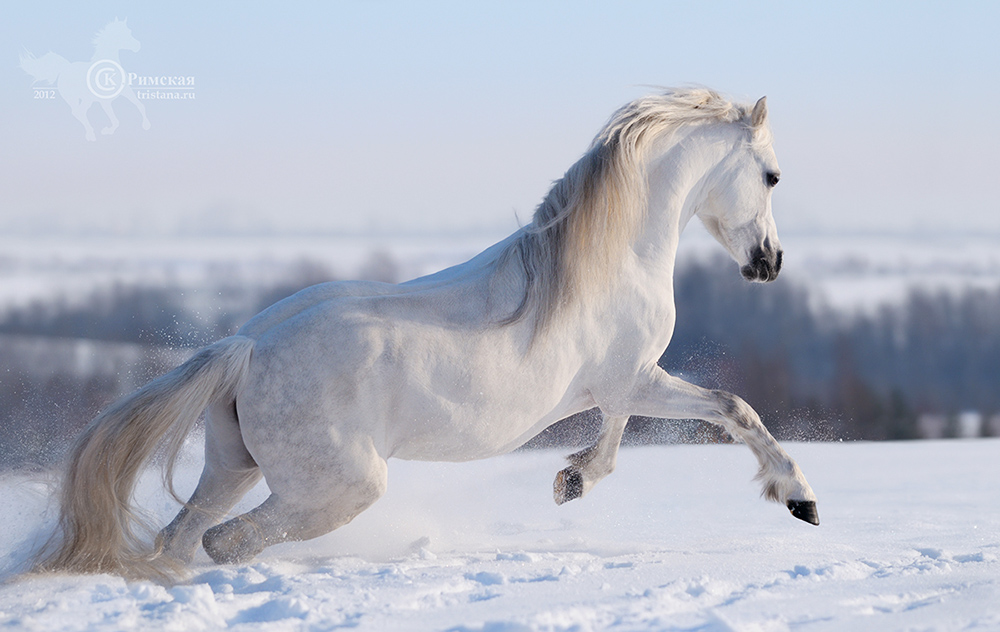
696,97,783,283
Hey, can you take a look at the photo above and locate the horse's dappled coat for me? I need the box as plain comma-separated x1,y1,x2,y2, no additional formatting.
35,88,817,581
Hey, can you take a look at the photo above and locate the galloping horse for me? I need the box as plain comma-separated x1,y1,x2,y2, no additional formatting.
37,89,818,580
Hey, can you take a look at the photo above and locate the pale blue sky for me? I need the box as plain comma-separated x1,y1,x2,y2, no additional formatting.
2,1,998,236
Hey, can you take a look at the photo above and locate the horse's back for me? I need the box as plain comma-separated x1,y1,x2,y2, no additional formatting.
239,278,517,410
238,279,395,338
240,250,525,344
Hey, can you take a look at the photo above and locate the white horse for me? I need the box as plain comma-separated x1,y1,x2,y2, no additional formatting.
36,88,818,581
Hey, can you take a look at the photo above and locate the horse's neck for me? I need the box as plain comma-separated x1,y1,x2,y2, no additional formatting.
629,126,731,284
541,126,733,356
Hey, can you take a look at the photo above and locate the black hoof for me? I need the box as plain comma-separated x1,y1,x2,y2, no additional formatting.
787,500,820,525
554,468,584,505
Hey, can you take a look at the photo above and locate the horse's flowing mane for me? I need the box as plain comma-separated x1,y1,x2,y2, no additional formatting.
498,88,751,336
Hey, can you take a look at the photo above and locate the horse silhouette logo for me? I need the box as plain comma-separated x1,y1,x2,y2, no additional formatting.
20,19,150,141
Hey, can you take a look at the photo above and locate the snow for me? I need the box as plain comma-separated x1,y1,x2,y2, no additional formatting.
2,439,999,631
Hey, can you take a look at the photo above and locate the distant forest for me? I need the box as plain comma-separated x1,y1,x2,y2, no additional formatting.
2,254,998,468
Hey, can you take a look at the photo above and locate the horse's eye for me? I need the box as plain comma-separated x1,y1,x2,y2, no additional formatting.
766,171,780,187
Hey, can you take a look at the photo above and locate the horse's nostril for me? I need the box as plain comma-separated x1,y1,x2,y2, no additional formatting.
741,246,781,283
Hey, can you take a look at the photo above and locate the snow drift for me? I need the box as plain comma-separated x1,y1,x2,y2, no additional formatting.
1,439,999,630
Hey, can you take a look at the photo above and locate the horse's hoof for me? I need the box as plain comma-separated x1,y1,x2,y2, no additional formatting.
787,500,819,525
553,468,583,505
203,520,264,564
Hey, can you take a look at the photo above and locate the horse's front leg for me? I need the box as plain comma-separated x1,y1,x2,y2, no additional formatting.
625,366,819,525
553,413,628,505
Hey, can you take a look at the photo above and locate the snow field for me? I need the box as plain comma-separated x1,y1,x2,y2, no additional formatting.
1,439,999,631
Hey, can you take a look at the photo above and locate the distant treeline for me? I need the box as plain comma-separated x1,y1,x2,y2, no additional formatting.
1,255,997,468
664,257,1000,441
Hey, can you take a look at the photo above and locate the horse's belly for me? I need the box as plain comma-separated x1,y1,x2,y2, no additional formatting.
383,380,569,462
353,325,580,460
386,413,541,462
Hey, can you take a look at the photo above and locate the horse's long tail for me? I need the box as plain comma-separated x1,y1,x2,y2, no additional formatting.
33,336,255,581
19,51,69,84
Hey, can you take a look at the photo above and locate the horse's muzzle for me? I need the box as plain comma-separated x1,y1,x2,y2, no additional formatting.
740,246,783,282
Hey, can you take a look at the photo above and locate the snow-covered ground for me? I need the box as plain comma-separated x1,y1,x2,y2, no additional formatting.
2,439,998,631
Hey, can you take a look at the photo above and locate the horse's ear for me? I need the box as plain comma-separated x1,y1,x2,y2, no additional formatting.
751,96,768,129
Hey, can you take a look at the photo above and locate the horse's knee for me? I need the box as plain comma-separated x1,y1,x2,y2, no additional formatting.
711,390,758,430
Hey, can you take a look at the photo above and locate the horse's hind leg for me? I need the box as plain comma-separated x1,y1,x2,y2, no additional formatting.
201,441,388,565
157,400,262,564
554,413,629,505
